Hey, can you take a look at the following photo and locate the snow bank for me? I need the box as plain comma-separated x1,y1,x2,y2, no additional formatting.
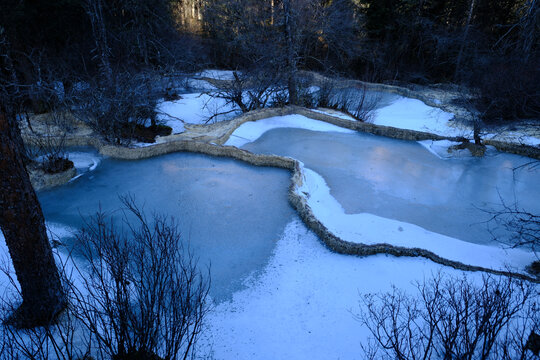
294,166,536,272
517,135,540,147
485,132,540,147
201,219,472,360
225,114,355,147
157,93,240,132
372,97,462,137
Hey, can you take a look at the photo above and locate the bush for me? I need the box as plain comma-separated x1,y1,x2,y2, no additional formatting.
1,196,210,360
131,124,173,143
42,156,74,174
473,58,540,123
357,273,539,360
71,196,210,359
316,84,379,122
74,72,160,145
208,69,286,121
23,109,75,174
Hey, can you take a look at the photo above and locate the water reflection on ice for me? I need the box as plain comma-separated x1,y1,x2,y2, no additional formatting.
243,128,540,246
38,152,296,302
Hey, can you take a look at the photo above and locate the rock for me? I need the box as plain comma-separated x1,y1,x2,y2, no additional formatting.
28,165,77,191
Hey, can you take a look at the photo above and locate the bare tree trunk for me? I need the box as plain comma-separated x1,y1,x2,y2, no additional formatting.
283,0,298,105
520,0,539,62
0,111,66,327
271,0,275,25
0,33,29,163
0,29,66,327
85,0,113,87
454,0,475,81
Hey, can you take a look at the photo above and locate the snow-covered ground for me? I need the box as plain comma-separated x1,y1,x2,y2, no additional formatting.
0,220,484,360
369,96,540,147
157,93,241,132
371,97,462,137
200,219,482,360
157,72,539,147
224,114,355,147
485,132,540,147
0,233,15,295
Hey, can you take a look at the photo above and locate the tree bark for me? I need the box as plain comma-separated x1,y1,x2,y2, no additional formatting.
520,0,539,62
0,110,66,327
85,0,113,87
283,0,298,105
454,0,475,81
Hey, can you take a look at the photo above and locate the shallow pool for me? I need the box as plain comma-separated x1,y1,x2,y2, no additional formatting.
242,128,540,246
38,150,296,301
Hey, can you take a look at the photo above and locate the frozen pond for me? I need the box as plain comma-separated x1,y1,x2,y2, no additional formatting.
38,149,295,301
243,128,540,246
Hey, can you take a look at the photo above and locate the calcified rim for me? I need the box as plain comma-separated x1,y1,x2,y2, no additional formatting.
22,105,540,281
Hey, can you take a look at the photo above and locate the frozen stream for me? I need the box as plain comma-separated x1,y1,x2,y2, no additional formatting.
38,149,295,301
242,128,540,246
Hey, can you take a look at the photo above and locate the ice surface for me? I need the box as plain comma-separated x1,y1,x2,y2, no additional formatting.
243,128,540,248
37,152,296,301
224,114,355,147
294,166,535,271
